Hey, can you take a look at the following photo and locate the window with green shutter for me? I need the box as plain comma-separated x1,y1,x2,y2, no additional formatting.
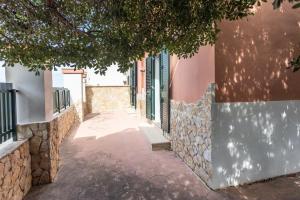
146,56,155,120
159,50,170,133
130,62,137,108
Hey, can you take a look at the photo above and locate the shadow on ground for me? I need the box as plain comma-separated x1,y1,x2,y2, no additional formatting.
25,111,300,200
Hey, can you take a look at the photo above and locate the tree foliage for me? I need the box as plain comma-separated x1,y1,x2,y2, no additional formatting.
272,0,300,72
0,0,298,73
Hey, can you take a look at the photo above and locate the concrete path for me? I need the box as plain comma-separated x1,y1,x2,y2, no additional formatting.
25,111,300,200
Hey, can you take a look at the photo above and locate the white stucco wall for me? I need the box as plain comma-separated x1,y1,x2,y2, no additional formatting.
64,74,82,104
211,100,300,189
52,69,64,87
5,64,53,123
63,73,84,121
0,62,5,82
44,70,53,121
86,65,128,86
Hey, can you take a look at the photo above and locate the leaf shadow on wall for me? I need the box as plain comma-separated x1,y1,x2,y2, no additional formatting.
215,2,300,103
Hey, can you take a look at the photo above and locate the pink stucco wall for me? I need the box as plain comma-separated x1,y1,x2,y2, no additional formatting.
137,59,145,94
170,46,215,103
215,2,300,102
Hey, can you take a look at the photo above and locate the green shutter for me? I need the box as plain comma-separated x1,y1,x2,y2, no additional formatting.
130,62,137,108
160,50,170,133
146,57,155,120
146,57,152,119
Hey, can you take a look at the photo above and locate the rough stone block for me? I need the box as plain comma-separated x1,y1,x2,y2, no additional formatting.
29,136,42,155
0,141,31,200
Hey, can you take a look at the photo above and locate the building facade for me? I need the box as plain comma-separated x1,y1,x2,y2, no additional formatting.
131,2,300,189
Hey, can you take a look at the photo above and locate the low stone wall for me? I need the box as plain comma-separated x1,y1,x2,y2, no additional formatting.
17,106,78,185
170,84,214,184
0,141,32,200
85,86,130,114
49,106,79,181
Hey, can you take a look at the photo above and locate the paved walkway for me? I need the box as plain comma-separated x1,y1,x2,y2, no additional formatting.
25,111,300,200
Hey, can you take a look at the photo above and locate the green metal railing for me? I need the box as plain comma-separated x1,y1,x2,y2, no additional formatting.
53,87,70,113
0,83,17,144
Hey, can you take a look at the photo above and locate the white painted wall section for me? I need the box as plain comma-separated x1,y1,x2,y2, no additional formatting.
52,68,64,87
86,64,128,86
63,73,84,121
211,100,300,189
63,74,82,104
44,70,53,121
5,64,53,123
0,61,5,82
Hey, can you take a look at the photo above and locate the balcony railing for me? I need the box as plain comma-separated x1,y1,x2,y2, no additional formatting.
53,87,70,114
0,83,17,144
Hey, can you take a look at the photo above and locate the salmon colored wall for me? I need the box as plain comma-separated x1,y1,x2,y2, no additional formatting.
137,59,145,94
170,46,215,103
137,52,150,94
215,2,300,102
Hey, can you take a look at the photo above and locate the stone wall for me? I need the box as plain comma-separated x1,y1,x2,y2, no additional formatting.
85,86,130,114
170,84,214,184
49,106,79,181
17,106,78,185
0,141,32,200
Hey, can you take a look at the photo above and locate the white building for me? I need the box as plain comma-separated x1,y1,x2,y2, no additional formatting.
0,63,128,124
86,64,128,86
0,62,5,82
52,68,64,88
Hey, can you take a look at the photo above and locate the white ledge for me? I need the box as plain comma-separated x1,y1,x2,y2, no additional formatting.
0,139,28,160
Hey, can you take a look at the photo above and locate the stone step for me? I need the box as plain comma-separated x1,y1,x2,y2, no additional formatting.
127,108,137,114
139,123,171,151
